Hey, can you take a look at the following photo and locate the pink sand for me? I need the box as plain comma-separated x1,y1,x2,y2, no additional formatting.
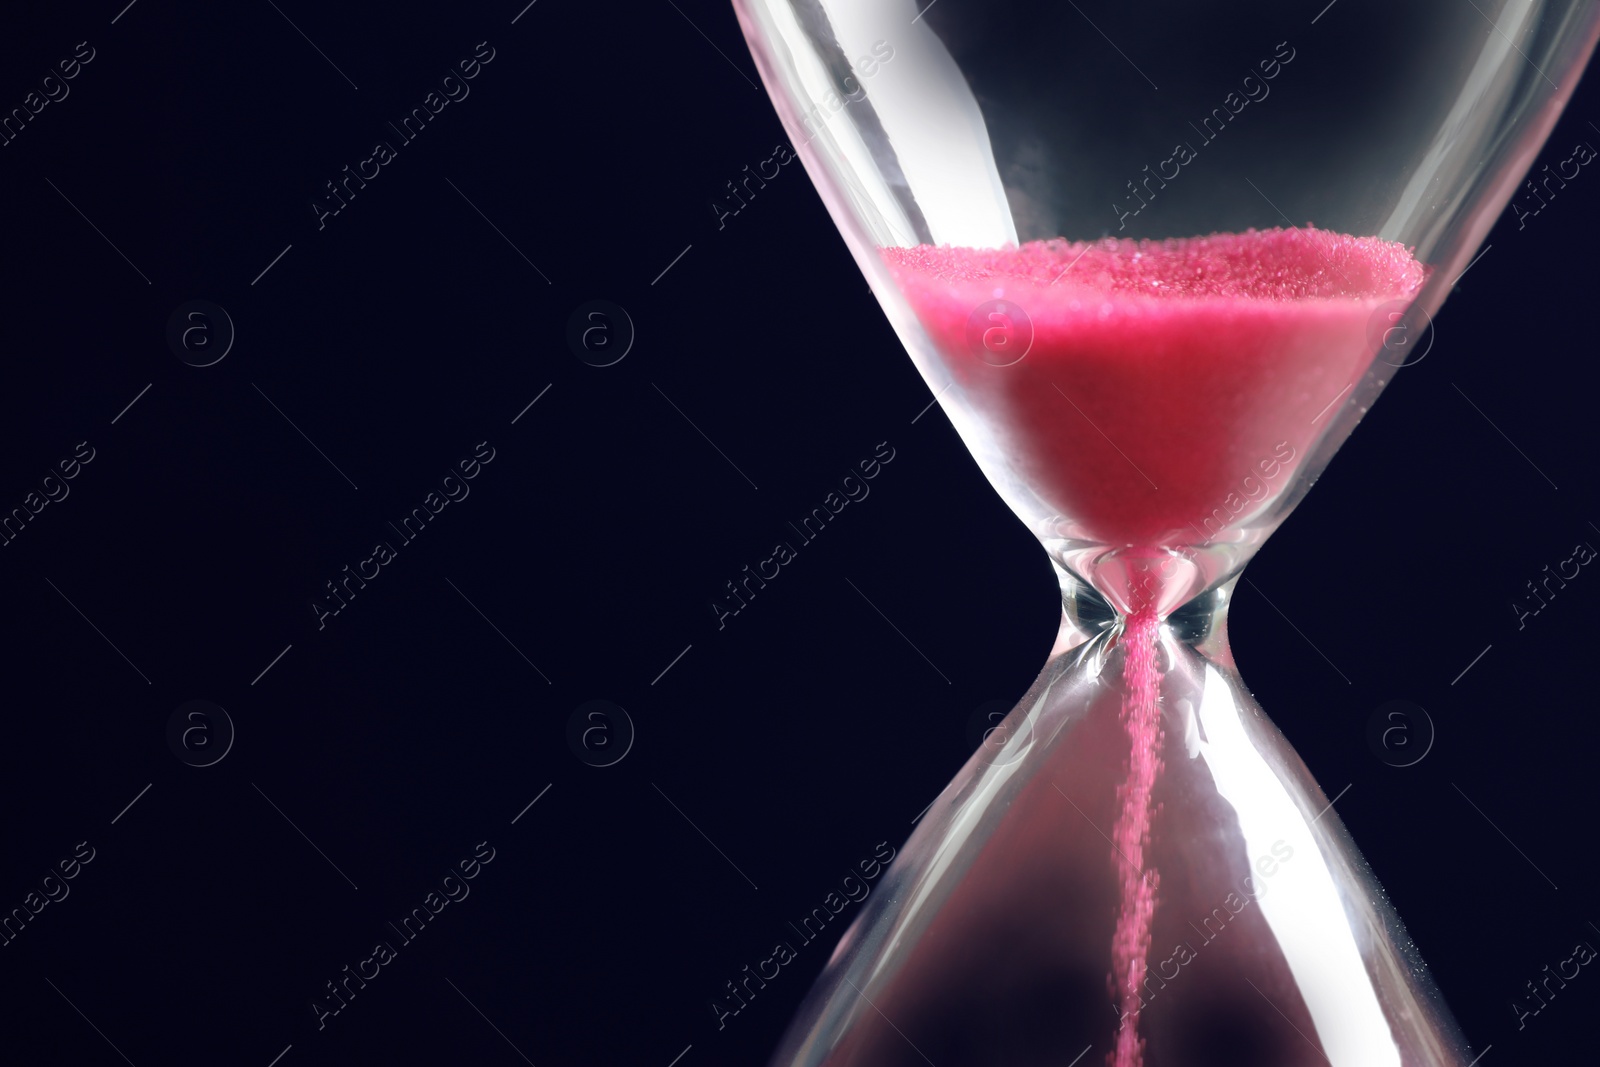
883,229,1426,1065
882,228,1427,546
1110,607,1163,1067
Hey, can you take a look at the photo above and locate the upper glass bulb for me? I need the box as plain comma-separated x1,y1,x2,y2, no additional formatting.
732,0,1600,613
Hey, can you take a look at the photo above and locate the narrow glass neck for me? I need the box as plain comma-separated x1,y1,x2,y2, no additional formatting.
1053,561,1238,669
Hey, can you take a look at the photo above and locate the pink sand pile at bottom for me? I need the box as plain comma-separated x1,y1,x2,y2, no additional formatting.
882,228,1427,546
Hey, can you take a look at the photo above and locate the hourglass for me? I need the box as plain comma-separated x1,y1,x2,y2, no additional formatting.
730,1,1600,1064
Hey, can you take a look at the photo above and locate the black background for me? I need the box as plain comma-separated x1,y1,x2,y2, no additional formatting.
0,2,1596,1065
